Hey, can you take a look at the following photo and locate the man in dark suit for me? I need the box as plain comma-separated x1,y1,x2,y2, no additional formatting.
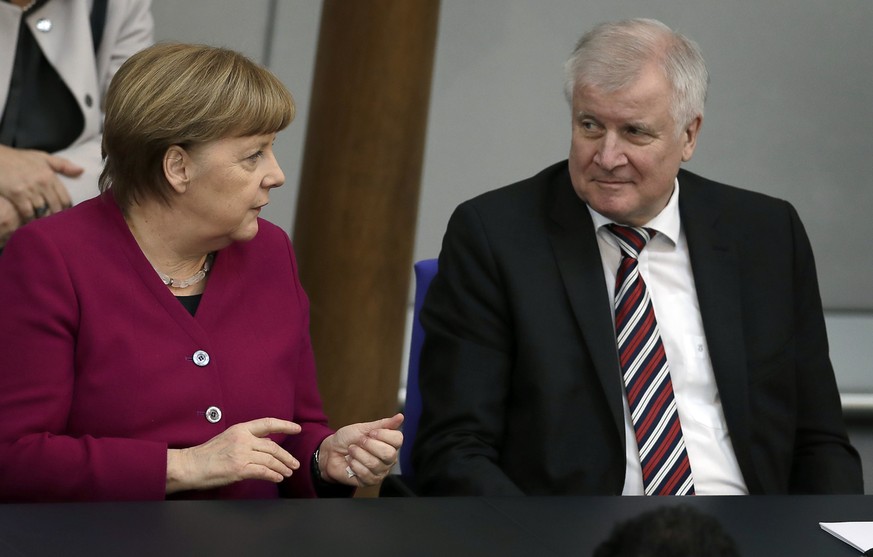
412,18,862,496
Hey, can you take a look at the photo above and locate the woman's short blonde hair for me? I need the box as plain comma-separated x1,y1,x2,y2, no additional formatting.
99,42,295,209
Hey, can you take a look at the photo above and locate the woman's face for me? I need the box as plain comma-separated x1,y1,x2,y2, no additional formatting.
180,133,284,246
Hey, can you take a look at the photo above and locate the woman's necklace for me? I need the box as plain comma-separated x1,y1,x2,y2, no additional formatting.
154,253,214,289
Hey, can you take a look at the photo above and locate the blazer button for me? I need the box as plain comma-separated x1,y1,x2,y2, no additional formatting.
35,18,52,32
84,94,93,108
192,350,210,367
205,406,222,424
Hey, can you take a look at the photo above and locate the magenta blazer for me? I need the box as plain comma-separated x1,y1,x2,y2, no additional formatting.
0,193,334,501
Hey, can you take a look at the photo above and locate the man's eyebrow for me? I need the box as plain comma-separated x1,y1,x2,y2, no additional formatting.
625,121,655,133
574,110,599,121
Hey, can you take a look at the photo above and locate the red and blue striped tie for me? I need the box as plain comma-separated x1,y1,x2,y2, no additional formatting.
607,224,694,496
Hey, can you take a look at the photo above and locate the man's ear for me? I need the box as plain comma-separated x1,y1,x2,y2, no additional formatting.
681,115,703,162
163,145,191,194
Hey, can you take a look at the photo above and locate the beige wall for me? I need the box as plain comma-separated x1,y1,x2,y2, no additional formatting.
150,3,873,483
152,0,873,308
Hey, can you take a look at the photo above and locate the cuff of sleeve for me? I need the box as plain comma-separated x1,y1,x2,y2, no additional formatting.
310,448,355,498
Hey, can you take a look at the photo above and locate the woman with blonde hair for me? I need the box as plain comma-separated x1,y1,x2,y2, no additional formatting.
0,43,402,501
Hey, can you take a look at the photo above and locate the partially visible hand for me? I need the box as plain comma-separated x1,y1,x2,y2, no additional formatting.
318,413,404,487
0,144,78,221
166,417,302,494
0,196,22,248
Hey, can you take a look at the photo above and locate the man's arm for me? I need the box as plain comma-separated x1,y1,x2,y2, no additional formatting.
412,202,525,496
786,203,863,493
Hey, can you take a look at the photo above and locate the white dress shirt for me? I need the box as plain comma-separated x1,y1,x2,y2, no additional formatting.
588,179,748,495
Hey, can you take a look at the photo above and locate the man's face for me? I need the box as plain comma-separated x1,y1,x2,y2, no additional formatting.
568,64,701,226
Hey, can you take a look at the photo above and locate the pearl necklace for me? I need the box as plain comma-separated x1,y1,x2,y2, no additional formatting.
154,253,214,289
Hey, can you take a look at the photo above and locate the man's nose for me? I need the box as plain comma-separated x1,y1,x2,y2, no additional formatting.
593,133,628,170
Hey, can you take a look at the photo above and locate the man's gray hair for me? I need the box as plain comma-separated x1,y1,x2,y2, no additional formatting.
563,18,709,132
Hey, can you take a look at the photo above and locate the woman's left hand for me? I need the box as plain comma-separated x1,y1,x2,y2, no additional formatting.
317,413,404,486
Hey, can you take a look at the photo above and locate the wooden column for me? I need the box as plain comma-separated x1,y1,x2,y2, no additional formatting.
293,1,440,437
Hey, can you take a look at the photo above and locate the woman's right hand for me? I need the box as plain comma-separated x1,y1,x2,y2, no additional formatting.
166,417,301,494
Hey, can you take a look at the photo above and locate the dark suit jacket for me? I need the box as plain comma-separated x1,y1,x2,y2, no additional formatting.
413,161,862,495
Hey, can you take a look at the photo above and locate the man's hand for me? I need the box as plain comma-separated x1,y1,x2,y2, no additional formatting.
0,144,78,221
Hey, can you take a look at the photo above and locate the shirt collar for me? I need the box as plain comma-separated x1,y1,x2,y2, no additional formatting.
588,177,681,247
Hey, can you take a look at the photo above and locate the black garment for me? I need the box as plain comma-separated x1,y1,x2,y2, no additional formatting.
0,0,107,151
412,162,862,496
175,294,202,317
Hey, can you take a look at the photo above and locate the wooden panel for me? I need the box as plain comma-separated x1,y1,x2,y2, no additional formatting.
293,0,440,446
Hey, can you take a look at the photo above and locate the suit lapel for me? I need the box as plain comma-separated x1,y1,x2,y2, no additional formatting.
546,173,626,440
31,2,100,134
679,172,760,492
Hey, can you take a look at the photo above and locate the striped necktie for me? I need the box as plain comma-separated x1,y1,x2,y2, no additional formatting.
607,224,694,496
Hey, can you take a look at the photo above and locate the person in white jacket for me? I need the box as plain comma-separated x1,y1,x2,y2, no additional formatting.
0,0,153,247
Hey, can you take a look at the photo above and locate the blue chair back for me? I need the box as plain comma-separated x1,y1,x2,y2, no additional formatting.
399,258,438,476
